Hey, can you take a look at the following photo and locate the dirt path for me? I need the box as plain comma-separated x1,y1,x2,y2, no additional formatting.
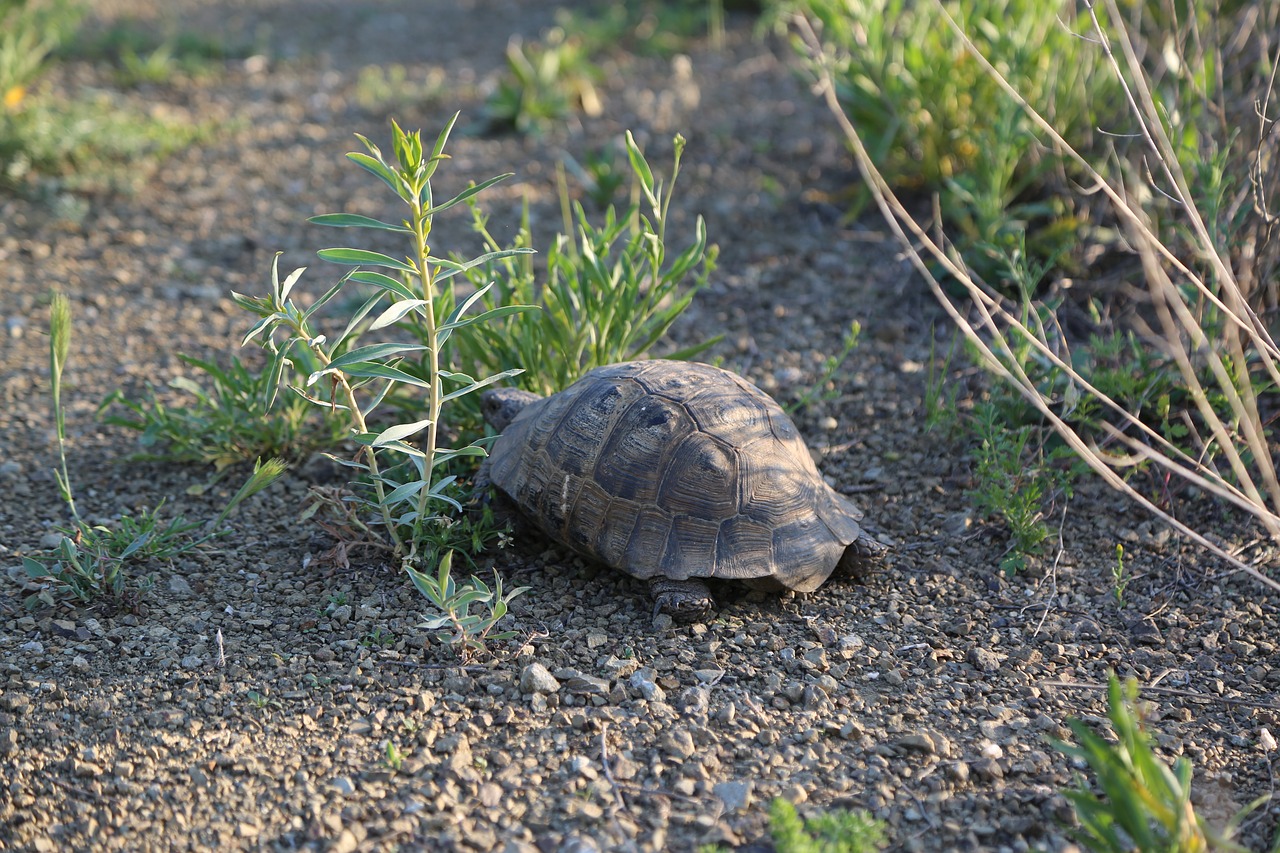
2,3,1279,851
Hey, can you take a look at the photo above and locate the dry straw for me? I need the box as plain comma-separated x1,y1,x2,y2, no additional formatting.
792,0,1280,591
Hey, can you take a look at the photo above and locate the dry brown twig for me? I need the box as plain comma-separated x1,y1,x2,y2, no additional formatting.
790,5,1280,591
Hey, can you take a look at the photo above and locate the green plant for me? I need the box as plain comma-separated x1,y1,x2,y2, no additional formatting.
968,400,1073,575
103,351,350,469
1110,543,1128,608
483,27,602,135
382,740,405,771
1053,673,1266,852
924,331,961,433
233,114,533,575
791,0,1280,595
448,131,717,401
407,551,529,661
245,689,279,711
362,627,396,648
1,88,218,190
562,140,626,209
768,798,886,853
788,320,860,413
0,0,82,112
774,0,1119,287
24,294,285,609
354,63,446,114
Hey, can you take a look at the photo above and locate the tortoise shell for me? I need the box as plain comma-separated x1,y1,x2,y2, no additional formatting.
482,360,878,593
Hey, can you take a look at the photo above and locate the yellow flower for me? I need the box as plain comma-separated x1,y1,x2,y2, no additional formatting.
3,85,25,111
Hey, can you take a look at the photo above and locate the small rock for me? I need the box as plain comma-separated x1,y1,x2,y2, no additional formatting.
479,781,503,808
556,669,609,696
713,779,754,813
1072,618,1103,640
967,647,1003,673
660,728,696,760
558,834,600,853
20,640,44,654
39,532,65,549
780,783,808,804
897,732,936,754
332,776,357,796
329,604,353,625
586,632,608,649
520,662,560,695
802,684,831,710
50,619,77,637
599,655,638,678
1260,728,1277,752
693,668,724,684
331,829,360,853
677,686,710,716
1129,619,1163,646
972,757,1003,780
181,655,203,670
628,670,665,703
946,761,970,784
72,760,103,778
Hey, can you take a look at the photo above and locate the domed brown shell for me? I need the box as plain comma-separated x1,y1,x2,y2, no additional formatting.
484,360,875,592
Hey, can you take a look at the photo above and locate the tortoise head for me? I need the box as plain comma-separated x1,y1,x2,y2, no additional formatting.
481,386,543,432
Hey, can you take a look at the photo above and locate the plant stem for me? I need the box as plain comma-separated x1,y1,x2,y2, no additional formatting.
409,181,439,568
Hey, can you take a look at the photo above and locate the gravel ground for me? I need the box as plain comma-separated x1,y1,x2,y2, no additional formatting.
3,2,1280,851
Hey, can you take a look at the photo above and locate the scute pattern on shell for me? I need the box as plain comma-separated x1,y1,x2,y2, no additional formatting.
485,360,870,592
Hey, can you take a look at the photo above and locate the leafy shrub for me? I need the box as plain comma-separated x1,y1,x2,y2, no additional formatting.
445,131,718,401
772,0,1125,286
233,115,535,572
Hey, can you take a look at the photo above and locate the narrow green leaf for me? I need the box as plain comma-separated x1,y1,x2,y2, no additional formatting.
117,530,152,560
440,368,526,402
372,418,433,446
326,361,432,389
301,269,354,321
278,265,307,303
626,129,658,208
23,556,50,578
442,280,494,327
349,270,417,300
430,247,537,282
346,151,407,200
423,173,513,216
382,478,426,505
369,299,430,331
324,342,429,371
308,213,412,233
318,248,418,275
424,112,461,180
437,304,537,336
332,290,383,352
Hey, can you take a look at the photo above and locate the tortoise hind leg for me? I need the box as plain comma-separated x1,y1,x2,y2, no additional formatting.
649,578,714,622
836,533,890,579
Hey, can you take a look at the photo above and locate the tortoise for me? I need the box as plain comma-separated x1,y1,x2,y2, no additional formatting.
480,360,887,619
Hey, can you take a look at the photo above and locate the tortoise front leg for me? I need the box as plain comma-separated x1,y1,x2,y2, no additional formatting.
649,578,714,622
